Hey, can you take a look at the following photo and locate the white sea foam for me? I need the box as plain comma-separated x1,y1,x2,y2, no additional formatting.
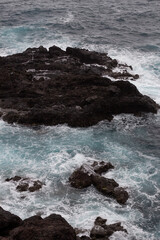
0,115,159,239
108,47,160,104
0,45,160,239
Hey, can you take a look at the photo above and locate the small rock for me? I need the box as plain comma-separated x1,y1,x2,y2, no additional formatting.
90,225,107,238
28,180,43,192
5,176,43,193
5,176,22,182
94,216,107,227
113,187,129,204
16,182,29,192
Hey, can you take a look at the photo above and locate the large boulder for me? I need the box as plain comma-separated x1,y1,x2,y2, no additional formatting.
0,206,22,236
0,208,76,240
9,214,76,240
69,166,93,189
113,187,129,204
69,162,129,204
0,45,158,127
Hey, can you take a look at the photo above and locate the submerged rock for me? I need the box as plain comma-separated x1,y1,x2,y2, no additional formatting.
5,176,43,192
0,45,158,127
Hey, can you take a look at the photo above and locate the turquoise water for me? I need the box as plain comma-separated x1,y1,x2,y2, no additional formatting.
0,0,160,239
0,113,159,239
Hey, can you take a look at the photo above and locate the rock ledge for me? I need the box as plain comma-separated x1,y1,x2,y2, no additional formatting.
0,46,158,127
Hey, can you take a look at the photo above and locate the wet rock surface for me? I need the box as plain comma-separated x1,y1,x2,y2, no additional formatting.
69,161,129,204
0,207,127,240
5,176,43,192
0,46,158,127
0,207,76,240
0,207,22,237
90,216,127,240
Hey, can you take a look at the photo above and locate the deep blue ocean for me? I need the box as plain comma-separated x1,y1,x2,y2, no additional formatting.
0,1,160,239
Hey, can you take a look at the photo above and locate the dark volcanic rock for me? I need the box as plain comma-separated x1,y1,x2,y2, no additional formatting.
79,237,91,240
0,206,22,236
5,176,43,192
92,175,119,196
0,209,76,240
0,45,158,127
0,207,128,240
69,161,114,189
90,217,127,239
5,176,22,182
91,161,114,175
66,47,118,68
69,162,129,204
113,187,129,204
16,182,29,192
69,166,92,189
9,214,76,240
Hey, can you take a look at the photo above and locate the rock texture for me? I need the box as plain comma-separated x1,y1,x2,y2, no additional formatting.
69,161,129,204
0,46,158,127
90,216,127,240
5,176,44,192
0,207,22,237
0,207,127,240
0,207,76,240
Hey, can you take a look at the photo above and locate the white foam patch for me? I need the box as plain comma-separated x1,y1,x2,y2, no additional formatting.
0,119,159,239
108,47,160,104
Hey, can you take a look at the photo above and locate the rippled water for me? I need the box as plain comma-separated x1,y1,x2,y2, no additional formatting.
0,0,160,239
0,0,160,55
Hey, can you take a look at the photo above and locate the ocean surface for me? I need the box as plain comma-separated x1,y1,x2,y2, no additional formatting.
0,0,160,239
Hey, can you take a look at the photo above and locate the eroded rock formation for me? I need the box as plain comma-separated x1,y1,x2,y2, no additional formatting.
69,161,129,204
0,46,158,127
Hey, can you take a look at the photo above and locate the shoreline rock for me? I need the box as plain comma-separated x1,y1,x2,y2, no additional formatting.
0,46,159,127
0,207,127,240
5,176,44,192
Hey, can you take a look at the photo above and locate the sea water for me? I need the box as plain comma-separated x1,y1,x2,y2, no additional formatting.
0,1,160,239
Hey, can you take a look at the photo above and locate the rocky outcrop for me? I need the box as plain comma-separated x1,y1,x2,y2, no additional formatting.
5,176,44,192
0,207,76,240
0,207,22,236
69,162,129,204
0,46,158,127
0,207,128,240
69,161,114,189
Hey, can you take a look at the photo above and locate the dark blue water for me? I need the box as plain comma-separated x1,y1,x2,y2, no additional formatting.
0,1,160,239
